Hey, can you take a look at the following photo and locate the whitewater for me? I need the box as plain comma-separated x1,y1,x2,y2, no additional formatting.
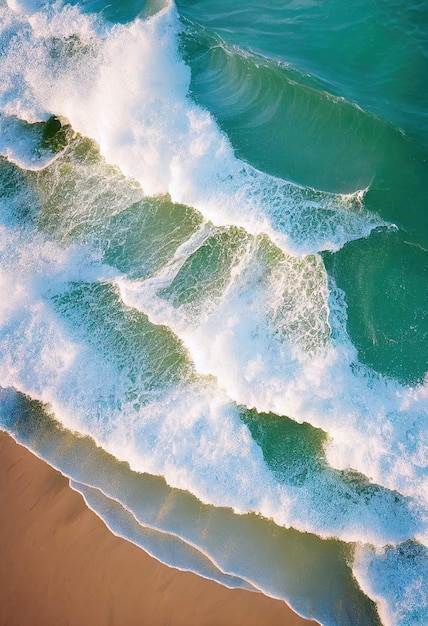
0,1,427,624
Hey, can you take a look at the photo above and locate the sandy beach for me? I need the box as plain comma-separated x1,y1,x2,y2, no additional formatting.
0,430,317,626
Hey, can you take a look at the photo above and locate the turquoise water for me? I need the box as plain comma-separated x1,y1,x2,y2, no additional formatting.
0,0,427,624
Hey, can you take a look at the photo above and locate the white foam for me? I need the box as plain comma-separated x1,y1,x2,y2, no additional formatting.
6,0,47,16
0,0,382,256
0,227,279,519
353,542,428,626
116,234,428,516
0,216,424,549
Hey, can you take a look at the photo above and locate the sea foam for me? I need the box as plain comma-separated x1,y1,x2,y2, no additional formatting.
0,0,382,256
0,155,426,550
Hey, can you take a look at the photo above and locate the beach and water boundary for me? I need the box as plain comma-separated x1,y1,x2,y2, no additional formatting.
0,430,316,626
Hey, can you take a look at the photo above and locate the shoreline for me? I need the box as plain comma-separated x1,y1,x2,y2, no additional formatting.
0,430,318,626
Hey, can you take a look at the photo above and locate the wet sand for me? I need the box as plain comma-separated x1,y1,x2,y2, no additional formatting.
0,430,318,626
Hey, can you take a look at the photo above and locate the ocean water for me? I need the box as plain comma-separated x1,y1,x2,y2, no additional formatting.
0,0,427,624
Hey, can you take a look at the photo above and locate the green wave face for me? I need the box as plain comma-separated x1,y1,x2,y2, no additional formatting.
178,15,427,385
